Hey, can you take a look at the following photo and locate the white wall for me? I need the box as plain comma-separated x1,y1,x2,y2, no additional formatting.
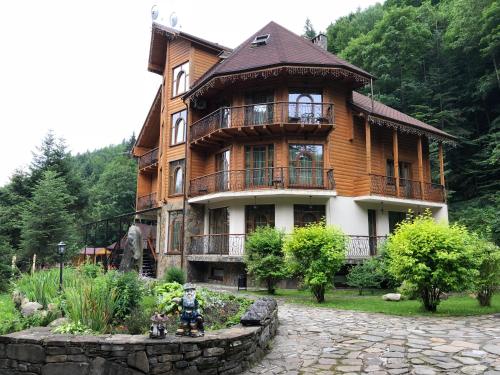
327,196,369,236
275,204,294,233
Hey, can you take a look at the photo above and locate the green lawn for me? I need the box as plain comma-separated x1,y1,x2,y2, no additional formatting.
246,288,500,317
0,293,23,335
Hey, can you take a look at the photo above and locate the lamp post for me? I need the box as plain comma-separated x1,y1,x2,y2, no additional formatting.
57,241,66,292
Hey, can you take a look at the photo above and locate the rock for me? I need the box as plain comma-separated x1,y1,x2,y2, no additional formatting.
21,301,43,317
240,297,277,326
11,290,24,308
49,317,69,328
7,344,45,363
41,362,90,375
127,351,149,373
47,303,59,313
382,293,401,301
483,344,500,355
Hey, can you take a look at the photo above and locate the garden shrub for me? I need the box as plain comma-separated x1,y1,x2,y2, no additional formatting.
284,222,347,303
79,260,103,279
110,271,143,322
473,238,500,307
244,226,286,294
53,321,93,335
346,257,384,295
124,307,151,334
397,280,419,300
386,212,479,312
163,267,186,285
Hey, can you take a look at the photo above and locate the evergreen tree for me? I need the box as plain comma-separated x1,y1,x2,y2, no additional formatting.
21,170,77,264
303,18,317,39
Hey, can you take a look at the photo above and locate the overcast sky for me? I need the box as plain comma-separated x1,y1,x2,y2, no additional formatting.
0,0,380,186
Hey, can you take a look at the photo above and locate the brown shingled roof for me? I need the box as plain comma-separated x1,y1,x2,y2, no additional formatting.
351,91,455,140
189,21,372,92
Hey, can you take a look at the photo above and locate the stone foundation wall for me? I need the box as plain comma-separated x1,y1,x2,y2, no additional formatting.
0,301,278,375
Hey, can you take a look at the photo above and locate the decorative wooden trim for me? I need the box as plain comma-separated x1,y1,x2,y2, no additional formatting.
417,136,424,194
393,130,400,197
438,142,445,186
365,118,371,174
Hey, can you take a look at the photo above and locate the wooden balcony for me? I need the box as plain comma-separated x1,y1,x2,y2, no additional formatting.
189,167,335,197
138,147,159,173
190,102,335,148
137,192,158,210
187,234,386,262
369,174,445,203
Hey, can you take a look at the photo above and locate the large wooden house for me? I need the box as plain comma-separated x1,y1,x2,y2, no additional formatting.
133,21,455,284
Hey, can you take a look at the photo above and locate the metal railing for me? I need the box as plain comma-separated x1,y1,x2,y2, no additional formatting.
190,101,335,141
188,234,386,259
138,147,159,170
347,236,387,259
137,192,157,210
369,174,445,202
189,167,335,197
189,234,245,256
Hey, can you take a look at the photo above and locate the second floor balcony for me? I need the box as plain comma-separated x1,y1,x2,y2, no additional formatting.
369,174,445,203
138,147,159,173
190,102,335,147
137,192,158,211
189,167,335,198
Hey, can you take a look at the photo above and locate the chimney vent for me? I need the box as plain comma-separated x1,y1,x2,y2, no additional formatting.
312,33,327,50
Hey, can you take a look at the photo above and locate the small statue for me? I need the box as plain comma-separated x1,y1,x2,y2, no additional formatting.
173,283,204,337
149,312,169,339
120,224,143,272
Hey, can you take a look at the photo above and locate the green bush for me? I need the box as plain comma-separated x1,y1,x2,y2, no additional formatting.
473,238,500,307
163,267,186,285
397,280,419,300
124,308,151,335
110,271,143,322
244,226,286,294
386,212,479,312
346,257,384,295
53,321,93,335
284,222,347,303
79,260,103,279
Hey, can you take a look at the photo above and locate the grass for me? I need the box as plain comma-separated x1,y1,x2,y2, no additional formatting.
0,293,23,335
246,288,500,317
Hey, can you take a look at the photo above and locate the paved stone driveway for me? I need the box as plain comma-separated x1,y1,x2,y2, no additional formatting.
244,303,500,375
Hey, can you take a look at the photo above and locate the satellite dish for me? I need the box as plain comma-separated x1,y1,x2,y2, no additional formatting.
169,12,178,28
151,5,159,21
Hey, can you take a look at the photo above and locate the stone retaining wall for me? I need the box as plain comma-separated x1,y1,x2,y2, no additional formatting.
0,300,278,375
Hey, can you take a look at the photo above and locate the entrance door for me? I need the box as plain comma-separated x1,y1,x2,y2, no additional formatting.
209,207,229,254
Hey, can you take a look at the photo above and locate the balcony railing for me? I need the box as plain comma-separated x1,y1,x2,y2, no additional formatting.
189,167,335,197
188,234,386,259
369,174,445,202
137,192,157,210
138,147,159,170
190,101,335,141
189,234,245,256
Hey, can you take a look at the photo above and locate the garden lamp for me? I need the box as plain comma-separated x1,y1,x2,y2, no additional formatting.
57,241,66,292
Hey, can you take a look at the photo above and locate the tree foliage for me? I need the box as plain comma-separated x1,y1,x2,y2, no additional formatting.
327,0,500,243
346,257,385,295
284,223,346,302
474,238,500,307
302,18,317,39
386,213,479,311
244,226,286,294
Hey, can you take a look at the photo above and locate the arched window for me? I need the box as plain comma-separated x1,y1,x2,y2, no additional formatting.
288,91,322,123
168,210,184,253
169,159,185,196
171,110,186,145
172,62,190,96
289,144,324,187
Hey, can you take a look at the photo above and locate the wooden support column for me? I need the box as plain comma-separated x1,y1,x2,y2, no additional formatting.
365,117,371,174
438,142,445,186
417,135,424,199
393,129,400,197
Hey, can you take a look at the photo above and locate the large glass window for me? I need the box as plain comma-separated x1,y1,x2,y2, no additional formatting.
245,205,275,233
288,144,324,187
245,145,274,187
172,62,190,97
169,159,185,195
288,91,322,123
293,205,325,227
244,91,274,125
171,110,186,145
215,150,230,192
168,210,183,253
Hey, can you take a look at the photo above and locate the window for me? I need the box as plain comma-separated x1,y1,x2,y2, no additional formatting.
389,211,407,233
245,205,275,233
294,205,325,227
288,91,323,123
169,159,185,195
210,267,224,281
168,210,184,253
244,91,274,125
289,144,324,187
251,34,270,46
215,150,230,191
170,110,186,145
386,160,412,184
172,62,190,97
245,145,274,187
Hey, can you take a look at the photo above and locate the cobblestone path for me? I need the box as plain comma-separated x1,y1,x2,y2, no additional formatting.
244,303,500,375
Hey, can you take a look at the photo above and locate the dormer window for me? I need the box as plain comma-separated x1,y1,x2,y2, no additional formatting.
172,61,190,97
251,34,270,46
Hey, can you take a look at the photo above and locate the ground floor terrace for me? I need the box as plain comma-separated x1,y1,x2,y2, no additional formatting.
155,194,448,285
244,302,500,374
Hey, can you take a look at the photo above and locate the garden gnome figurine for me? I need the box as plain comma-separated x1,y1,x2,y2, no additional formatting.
149,312,168,339
174,283,204,337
